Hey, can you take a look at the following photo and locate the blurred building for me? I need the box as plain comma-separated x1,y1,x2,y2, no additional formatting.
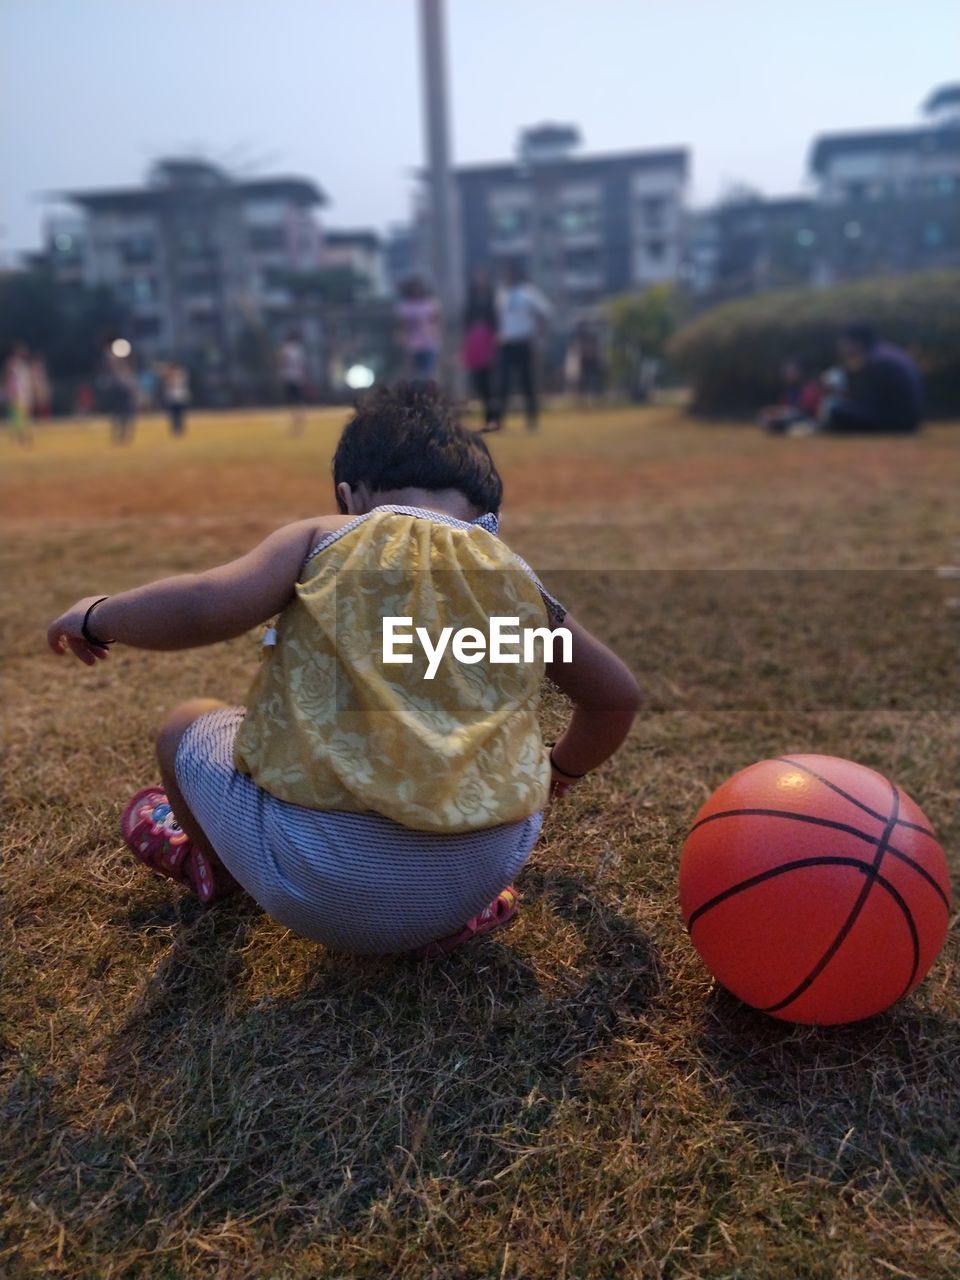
688,84,960,301
321,229,387,298
449,125,689,318
383,223,420,295
683,194,820,300
45,158,326,397
809,85,960,285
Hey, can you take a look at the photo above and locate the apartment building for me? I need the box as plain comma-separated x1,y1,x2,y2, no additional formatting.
452,126,689,317
47,158,326,369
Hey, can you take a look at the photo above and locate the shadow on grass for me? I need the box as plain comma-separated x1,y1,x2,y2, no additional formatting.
5,872,661,1253
695,984,960,1217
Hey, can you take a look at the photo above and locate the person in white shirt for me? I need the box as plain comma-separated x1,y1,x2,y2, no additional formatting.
4,344,35,446
162,361,191,437
493,262,551,433
278,333,308,436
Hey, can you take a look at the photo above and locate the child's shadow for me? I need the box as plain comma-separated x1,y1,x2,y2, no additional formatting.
91,873,661,1239
693,984,960,1219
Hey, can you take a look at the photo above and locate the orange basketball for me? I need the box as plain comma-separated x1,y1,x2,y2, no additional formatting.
678,755,952,1025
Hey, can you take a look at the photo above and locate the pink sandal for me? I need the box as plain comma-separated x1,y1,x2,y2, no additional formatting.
120,786,237,904
411,886,520,959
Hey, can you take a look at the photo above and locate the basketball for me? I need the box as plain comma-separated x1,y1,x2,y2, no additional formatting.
678,755,953,1025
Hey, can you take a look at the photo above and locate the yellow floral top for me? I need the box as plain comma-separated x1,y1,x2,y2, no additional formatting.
233,506,562,833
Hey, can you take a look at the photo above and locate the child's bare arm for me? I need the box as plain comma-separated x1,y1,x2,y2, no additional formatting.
545,615,640,792
47,517,343,662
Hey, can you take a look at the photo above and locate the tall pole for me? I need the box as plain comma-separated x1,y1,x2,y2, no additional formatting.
419,0,460,391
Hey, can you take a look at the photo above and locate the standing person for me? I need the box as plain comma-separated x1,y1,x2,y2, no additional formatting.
822,324,924,434
102,340,138,445
577,324,604,405
495,262,550,433
396,276,441,383
162,361,191,437
278,332,308,436
74,383,95,417
566,322,604,408
137,365,158,412
461,268,500,430
30,353,52,419
3,344,35,446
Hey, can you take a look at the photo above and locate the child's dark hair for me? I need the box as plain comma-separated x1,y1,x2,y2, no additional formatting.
332,381,503,514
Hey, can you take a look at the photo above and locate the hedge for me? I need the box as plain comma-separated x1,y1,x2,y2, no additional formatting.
668,270,960,417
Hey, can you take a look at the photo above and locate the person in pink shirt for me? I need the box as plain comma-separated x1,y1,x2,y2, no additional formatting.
461,268,500,430
396,276,441,382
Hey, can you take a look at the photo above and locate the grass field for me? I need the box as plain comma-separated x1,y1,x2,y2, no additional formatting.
2,405,959,1279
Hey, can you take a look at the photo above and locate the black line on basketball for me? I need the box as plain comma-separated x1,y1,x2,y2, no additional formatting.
760,870,920,1012
775,756,886,823
687,807,950,916
689,807,878,844
687,856,921,1002
761,783,900,1014
878,876,922,1001
886,843,951,912
686,855,876,930
776,757,937,840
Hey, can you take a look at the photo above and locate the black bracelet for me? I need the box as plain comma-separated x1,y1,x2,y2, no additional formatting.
81,597,114,647
549,748,587,780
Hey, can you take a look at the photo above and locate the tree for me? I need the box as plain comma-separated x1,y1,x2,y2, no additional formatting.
606,284,684,400
0,269,127,391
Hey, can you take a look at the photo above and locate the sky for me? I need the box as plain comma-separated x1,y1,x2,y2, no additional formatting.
1,0,958,258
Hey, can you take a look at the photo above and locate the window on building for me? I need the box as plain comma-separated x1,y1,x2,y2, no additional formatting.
53,231,83,262
178,226,216,260
248,225,287,253
265,307,294,329
188,311,219,335
646,240,666,262
118,235,155,265
564,247,600,273
133,315,162,339
493,253,530,279
490,208,529,238
181,270,218,297
640,196,667,228
846,181,867,202
924,222,945,248
567,284,602,307
131,276,159,306
559,203,600,234
259,267,290,293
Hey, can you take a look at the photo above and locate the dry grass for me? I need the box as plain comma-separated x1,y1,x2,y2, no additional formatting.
1,405,959,1279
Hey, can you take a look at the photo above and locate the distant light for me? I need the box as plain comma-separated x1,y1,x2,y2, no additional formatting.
796,229,816,247
345,363,375,389
55,233,73,251
844,221,862,239
111,339,132,359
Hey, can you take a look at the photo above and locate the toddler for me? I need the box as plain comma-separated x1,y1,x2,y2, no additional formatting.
47,384,639,956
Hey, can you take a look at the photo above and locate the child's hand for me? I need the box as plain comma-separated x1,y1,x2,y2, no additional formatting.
47,597,112,666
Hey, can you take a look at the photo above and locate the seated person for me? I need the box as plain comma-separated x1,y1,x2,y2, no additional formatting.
760,358,823,434
823,325,923,434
